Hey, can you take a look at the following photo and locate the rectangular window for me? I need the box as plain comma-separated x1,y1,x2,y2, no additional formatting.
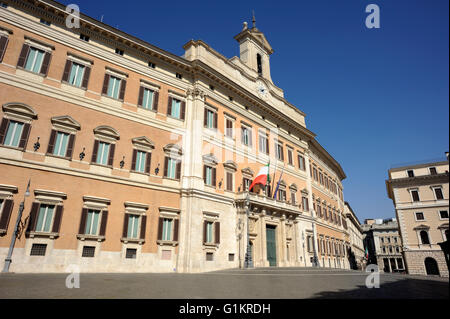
228,253,235,261
226,172,233,191
302,197,309,212
107,76,122,99
115,48,124,56
205,166,213,186
415,212,424,221
85,209,101,235
411,190,420,202
68,62,85,87
259,134,268,154
166,158,178,179
241,126,251,146
30,244,47,256
162,218,173,241
434,187,444,200
82,246,95,257
291,192,296,205
135,151,147,173
225,119,233,138
206,221,214,243
170,98,182,119
205,109,216,129
35,204,55,233
313,168,318,181
407,170,414,178
439,211,449,219
298,154,305,171
24,47,45,73
429,167,437,175
127,214,140,239
243,178,251,191
277,189,286,201
96,142,110,165
53,132,70,157
3,120,24,147
275,143,284,161
80,34,90,42
206,252,214,261
126,248,137,259
141,88,154,110
287,148,293,165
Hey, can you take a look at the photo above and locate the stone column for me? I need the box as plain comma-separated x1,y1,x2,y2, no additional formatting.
280,213,287,266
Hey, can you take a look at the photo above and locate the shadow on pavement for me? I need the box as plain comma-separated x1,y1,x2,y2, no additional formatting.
312,276,449,299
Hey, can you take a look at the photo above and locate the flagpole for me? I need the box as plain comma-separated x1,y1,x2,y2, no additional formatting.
271,160,277,198
273,165,285,200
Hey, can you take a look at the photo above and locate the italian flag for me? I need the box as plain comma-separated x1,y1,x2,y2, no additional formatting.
249,163,270,191
365,247,369,260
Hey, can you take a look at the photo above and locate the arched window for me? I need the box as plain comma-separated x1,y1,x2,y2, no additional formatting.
420,230,430,244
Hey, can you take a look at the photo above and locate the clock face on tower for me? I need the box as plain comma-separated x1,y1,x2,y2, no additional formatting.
256,81,268,99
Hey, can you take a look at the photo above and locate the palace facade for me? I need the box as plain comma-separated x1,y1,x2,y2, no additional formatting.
0,0,350,273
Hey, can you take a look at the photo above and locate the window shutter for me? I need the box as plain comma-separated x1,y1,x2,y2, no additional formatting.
163,157,168,177
226,172,232,191
107,144,115,166
17,44,30,68
0,199,13,231
99,210,108,236
78,208,88,234
157,217,164,240
61,60,72,82
0,118,9,144
212,167,216,187
66,134,75,158
180,101,186,120
18,123,30,150
140,215,147,240
137,86,144,106
122,213,129,238
51,205,64,233
203,221,207,243
203,165,206,184
39,52,52,76
249,129,252,146
0,36,8,62
119,79,126,100
241,127,245,144
131,149,137,171
27,202,40,232
46,130,57,154
215,222,220,244
91,140,99,163
167,97,172,115
153,91,159,111
173,219,179,242
101,74,110,95
266,139,269,154
213,112,218,129
175,160,181,180
145,152,151,174
203,108,208,127
81,66,91,89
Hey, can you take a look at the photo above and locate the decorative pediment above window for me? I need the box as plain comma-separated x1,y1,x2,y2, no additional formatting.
289,183,298,191
93,125,120,142
163,143,183,157
132,136,155,151
241,167,254,177
322,200,327,205
51,115,81,132
34,189,67,204
413,224,430,231
124,201,149,215
2,102,37,122
202,153,218,166
301,188,309,196
279,180,286,188
223,160,238,172
438,223,448,230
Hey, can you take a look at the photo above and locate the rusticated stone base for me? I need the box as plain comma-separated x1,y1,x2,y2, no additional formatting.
403,250,449,278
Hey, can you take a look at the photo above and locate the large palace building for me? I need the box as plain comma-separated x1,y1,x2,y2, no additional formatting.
0,0,349,273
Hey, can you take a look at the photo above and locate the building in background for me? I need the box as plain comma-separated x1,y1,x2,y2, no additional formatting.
386,155,449,277
362,218,405,273
343,202,364,270
0,1,348,273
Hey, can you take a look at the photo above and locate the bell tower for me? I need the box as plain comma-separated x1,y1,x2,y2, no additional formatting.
234,13,274,82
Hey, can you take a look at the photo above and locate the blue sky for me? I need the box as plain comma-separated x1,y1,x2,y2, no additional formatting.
61,0,449,222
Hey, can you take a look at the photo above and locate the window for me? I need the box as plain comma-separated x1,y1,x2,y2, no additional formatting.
40,18,51,26
107,76,122,99
298,154,305,171
420,231,430,245
17,43,51,76
204,108,217,129
67,62,85,87
319,172,324,185
35,204,55,233
411,189,420,202
291,191,296,205
313,167,318,181
85,209,101,235
126,214,141,239
433,187,444,200
415,212,424,221
30,244,47,256
243,177,252,191
206,252,214,261
164,157,181,180
397,258,403,269
275,142,284,161
228,254,235,261
162,218,173,241
226,171,233,191
241,126,252,147
205,221,214,243
148,61,156,68
407,170,414,177
3,120,24,147
168,97,185,120
225,118,233,138
0,34,9,63
203,165,216,187
429,167,437,175
277,189,286,202
396,247,400,253
95,141,111,166
259,133,269,154
24,47,45,73
302,196,309,212
51,131,70,157
79,34,90,42
115,48,124,56
176,73,182,79
82,246,95,257
382,247,386,253
439,211,449,219
257,53,262,75
287,148,293,165
126,248,137,259
0,2,8,8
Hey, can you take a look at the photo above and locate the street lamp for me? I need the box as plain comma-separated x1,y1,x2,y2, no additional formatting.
2,180,30,273
244,191,253,268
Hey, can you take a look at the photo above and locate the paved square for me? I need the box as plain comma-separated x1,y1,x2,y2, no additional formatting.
0,267,448,299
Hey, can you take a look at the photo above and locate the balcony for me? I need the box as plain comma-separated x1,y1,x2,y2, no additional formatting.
235,191,302,216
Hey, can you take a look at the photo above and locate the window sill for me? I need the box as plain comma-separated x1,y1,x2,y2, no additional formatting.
0,229,6,235
61,81,87,91
46,153,72,161
77,234,105,242
90,162,113,169
157,240,178,247
131,170,150,176
121,237,145,244
166,114,184,122
27,231,59,239
137,106,156,112
0,144,25,151
163,177,180,181
101,93,124,102
203,243,219,250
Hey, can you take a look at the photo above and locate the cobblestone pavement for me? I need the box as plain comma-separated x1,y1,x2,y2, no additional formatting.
0,267,448,299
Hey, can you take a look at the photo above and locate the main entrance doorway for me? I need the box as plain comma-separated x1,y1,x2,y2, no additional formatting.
266,225,277,266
